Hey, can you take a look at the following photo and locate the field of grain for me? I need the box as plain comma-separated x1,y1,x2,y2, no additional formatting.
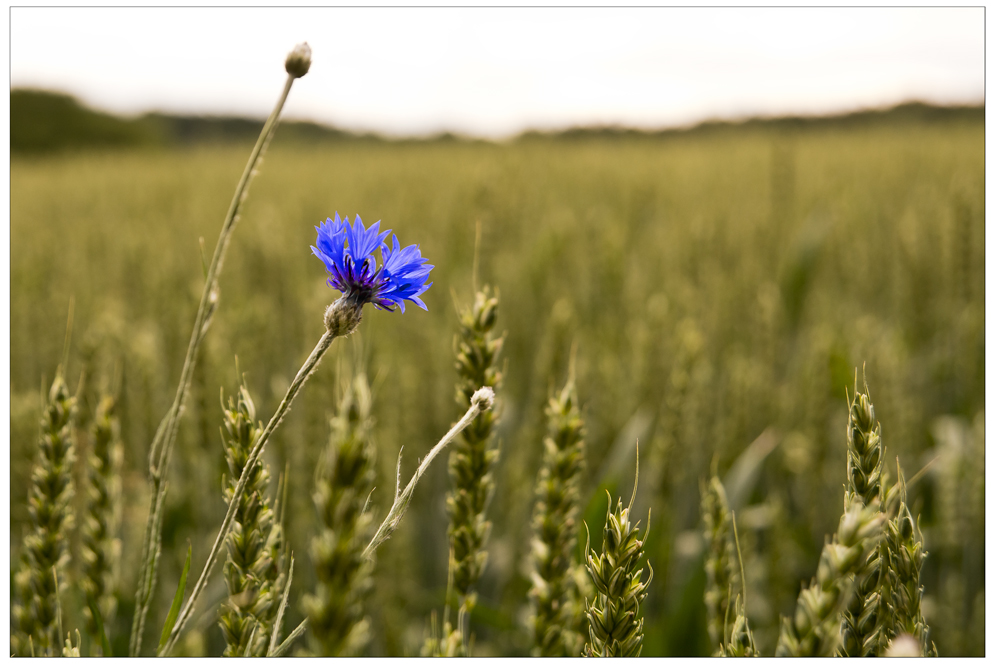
10,111,984,655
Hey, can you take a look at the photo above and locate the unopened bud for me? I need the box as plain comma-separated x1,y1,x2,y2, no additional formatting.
471,386,495,412
285,42,312,78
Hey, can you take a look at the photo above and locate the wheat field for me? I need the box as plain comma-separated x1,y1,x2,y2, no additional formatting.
10,109,984,655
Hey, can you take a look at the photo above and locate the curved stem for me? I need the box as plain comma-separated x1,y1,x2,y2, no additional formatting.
161,329,336,656
364,387,495,560
129,74,296,657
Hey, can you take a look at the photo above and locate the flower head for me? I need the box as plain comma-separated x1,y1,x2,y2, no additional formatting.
311,213,433,313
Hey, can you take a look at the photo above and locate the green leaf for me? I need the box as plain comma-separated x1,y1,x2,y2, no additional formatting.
85,594,114,656
158,543,192,653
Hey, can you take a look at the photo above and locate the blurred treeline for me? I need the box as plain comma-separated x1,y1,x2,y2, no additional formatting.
10,95,984,655
10,89,380,153
11,87,983,152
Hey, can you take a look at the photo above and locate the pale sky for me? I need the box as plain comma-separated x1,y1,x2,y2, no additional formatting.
9,6,985,139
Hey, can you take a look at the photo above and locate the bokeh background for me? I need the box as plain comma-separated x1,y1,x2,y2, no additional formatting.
9,6,985,656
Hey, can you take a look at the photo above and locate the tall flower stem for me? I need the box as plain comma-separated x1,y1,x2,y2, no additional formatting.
130,68,301,656
364,387,495,560
162,310,348,656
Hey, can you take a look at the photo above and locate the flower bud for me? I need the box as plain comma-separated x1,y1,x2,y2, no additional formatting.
285,42,312,78
471,386,495,412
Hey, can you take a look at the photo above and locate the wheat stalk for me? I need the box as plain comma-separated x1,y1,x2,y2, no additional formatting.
701,475,738,653
162,296,361,656
444,287,503,647
775,498,885,657
882,464,934,655
217,383,285,656
583,458,653,657
530,376,587,656
12,370,77,657
840,379,888,656
80,394,123,655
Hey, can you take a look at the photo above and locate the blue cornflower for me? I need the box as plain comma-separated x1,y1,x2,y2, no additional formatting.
311,213,433,313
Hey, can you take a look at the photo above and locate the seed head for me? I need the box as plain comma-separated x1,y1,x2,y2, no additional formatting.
285,42,312,78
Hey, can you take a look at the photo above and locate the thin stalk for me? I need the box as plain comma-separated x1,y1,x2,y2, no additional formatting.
161,328,337,656
129,73,297,656
271,618,309,658
364,387,495,560
267,555,295,657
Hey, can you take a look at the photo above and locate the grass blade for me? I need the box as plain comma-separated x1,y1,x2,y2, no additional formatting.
158,544,192,653
85,594,114,656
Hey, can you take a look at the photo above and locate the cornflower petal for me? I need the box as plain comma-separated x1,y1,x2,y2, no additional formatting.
312,215,432,312
344,215,391,271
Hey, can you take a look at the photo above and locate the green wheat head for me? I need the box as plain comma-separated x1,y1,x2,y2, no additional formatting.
530,378,588,657
302,372,377,656
775,497,885,657
845,385,884,508
63,629,82,657
583,484,653,657
12,371,77,657
218,383,285,657
421,604,465,657
701,475,757,656
701,475,738,653
81,394,123,655
882,469,934,656
719,595,758,657
839,382,888,656
447,287,503,614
